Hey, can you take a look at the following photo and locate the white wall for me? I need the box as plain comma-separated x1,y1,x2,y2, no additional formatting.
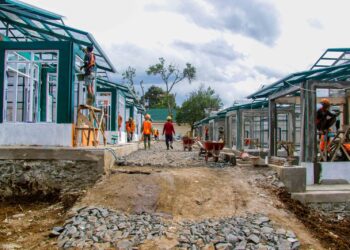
0,123,73,146
302,162,350,185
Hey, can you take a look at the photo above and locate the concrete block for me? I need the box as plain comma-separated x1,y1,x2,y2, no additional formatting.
271,165,306,193
301,162,315,185
292,191,350,204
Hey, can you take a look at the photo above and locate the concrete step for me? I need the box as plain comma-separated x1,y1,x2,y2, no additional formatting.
292,185,350,203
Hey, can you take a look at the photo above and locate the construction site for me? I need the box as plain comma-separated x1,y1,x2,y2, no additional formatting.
0,1,350,250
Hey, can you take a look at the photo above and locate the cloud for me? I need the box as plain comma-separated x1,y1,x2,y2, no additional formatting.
106,39,263,107
147,0,281,45
254,65,284,79
307,19,324,29
173,39,243,62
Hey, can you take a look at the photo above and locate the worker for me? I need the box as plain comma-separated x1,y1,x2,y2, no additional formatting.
316,98,339,133
163,116,175,150
141,114,153,149
204,126,209,141
118,113,123,132
316,98,340,154
126,117,135,142
80,45,96,105
154,129,159,141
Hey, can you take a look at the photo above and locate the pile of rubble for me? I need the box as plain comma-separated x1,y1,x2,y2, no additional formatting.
54,207,168,249
53,207,300,249
175,214,300,250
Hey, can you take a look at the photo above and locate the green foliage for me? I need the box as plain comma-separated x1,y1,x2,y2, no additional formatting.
176,85,223,131
147,57,196,114
143,85,176,109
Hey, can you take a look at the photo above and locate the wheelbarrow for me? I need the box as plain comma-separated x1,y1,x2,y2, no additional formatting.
203,141,225,162
182,136,195,151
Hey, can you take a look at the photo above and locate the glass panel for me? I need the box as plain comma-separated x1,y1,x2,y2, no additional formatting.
4,50,59,123
68,30,91,43
16,75,24,122
34,51,58,62
31,20,48,30
17,63,27,74
21,27,42,38
46,24,69,37
0,10,27,24
5,70,15,122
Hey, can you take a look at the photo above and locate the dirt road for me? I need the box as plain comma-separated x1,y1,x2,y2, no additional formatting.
74,141,323,249
1,141,326,249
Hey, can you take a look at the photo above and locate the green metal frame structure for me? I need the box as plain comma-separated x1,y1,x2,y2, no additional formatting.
248,63,350,100
96,78,144,132
247,49,350,162
0,0,115,77
311,48,350,70
0,41,76,123
0,0,121,125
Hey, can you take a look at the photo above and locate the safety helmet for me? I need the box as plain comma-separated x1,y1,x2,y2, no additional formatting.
320,98,330,106
145,114,151,119
86,45,94,52
167,116,172,121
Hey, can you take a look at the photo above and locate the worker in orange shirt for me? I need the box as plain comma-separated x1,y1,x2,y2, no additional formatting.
154,129,159,141
141,114,153,149
126,117,136,142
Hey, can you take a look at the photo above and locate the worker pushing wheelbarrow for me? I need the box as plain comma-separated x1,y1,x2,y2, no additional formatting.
201,140,225,162
182,136,195,151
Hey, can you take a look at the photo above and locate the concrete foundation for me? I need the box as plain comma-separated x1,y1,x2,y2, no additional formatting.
0,144,139,200
292,184,350,204
270,165,306,192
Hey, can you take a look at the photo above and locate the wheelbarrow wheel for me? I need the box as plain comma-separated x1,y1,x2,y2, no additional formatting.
189,147,192,151
214,156,219,162
205,155,208,162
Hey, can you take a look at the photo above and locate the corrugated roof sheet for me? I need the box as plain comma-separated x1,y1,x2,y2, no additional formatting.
147,108,176,122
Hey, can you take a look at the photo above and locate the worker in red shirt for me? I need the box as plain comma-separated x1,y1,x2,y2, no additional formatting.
163,116,175,150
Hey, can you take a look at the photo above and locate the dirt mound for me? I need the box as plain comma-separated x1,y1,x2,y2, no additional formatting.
276,188,350,250
75,167,250,220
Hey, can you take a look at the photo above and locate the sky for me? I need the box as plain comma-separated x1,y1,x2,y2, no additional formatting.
22,0,350,107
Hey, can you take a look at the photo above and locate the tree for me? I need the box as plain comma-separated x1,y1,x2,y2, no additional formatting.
142,85,176,109
147,57,196,115
122,66,145,105
176,85,223,132
122,66,136,94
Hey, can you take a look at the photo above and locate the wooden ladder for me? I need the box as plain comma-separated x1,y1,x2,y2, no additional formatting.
73,104,106,147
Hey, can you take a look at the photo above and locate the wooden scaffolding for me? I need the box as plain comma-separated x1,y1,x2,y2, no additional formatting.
73,104,106,147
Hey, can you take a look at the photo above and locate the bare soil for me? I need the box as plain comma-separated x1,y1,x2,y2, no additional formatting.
0,201,64,250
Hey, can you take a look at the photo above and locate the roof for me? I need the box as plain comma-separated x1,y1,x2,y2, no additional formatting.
311,48,350,70
227,100,268,111
147,108,176,122
247,62,350,99
0,0,116,74
193,100,268,127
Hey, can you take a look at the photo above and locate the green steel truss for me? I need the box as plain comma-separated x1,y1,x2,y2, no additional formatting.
247,62,350,99
0,0,116,74
311,48,350,70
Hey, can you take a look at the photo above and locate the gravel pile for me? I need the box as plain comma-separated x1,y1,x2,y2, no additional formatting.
116,141,234,168
53,207,300,249
55,207,167,249
175,214,300,250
